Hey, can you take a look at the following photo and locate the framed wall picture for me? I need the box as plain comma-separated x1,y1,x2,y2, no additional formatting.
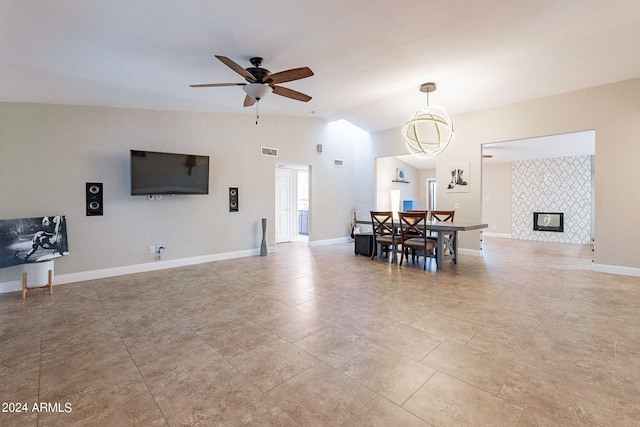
396,168,406,181
445,162,470,193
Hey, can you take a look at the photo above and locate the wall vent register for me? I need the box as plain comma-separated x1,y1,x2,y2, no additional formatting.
261,147,278,157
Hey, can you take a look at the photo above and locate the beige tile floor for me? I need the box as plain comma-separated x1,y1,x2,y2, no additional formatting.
1,237,639,426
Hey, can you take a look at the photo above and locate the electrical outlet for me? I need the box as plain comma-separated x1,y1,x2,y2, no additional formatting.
454,202,459,208
149,245,156,254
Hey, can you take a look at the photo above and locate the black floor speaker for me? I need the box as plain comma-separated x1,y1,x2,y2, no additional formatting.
86,182,103,216
354,233,373,257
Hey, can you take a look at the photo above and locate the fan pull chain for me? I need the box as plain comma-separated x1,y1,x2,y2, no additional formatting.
256,102,260,124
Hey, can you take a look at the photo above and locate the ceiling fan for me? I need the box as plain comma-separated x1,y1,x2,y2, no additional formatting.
190,55,314,107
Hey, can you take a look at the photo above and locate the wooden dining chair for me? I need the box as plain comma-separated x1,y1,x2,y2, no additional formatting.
398,211,436,270
406,210,429,261
427,210,456,263
370,211,400,262
428,210,455,240
430,210,455,222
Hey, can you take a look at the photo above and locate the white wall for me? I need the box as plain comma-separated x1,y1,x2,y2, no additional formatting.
0,103,362,286
348,121,375,220
481,162,512,236
375,157,419,212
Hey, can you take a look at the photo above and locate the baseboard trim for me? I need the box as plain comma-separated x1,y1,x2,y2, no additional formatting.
6,245,635,294
308,237,350,247
482,232,512,238
0,248,259,294
592,263,640,278
458,248,484,257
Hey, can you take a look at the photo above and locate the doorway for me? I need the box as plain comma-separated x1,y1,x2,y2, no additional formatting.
275,163,310,244
427,178,437,211
481,130,595,243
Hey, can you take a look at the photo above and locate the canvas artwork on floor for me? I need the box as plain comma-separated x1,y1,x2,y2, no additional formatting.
0,215,69,269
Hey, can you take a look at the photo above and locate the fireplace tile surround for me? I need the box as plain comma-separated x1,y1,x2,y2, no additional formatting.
512,156,591,244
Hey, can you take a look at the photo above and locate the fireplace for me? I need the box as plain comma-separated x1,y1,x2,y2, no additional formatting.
533,212,564,232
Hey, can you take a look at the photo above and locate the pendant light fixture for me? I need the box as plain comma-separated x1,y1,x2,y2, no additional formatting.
401,82,454,157
242,83,273,124
242,83,272,101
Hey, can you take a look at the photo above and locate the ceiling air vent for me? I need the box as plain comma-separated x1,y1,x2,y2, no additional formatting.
261,147,278,157
334,159,344,167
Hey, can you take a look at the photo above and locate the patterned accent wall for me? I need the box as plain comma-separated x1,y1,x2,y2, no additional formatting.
511,156,592,244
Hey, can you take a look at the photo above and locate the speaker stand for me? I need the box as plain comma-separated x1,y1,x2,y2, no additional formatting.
22,260,54,299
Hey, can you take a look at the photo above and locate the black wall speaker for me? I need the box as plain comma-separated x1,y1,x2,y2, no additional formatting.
86,182,103,216
229,187,238,212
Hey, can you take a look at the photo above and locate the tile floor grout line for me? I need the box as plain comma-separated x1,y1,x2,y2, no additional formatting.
4,238,638,425
37,291,45,426
398,368,438,408
95,285,172,427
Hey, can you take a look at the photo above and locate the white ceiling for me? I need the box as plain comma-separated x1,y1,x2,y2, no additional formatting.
481,131,595,164
2,1,640,133
396,130,596,169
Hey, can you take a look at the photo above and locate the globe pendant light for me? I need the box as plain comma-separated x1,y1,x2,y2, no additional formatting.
401,82,454,157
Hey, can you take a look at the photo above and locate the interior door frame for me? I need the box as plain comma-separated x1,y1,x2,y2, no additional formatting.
275,168,293,243
275,163,311,244
427,178,437,210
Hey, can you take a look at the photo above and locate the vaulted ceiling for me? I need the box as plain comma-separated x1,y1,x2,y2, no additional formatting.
2,1,640,133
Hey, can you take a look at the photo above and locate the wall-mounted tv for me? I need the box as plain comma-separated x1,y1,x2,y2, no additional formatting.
130,150,210,195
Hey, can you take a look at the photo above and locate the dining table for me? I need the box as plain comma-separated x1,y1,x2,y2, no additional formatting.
356,219,488,269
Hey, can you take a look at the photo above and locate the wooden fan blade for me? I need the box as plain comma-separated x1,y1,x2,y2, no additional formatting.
266,67,313,85
190,83,246,88
215,55,256,82
272,85,312,102
243,94,256,107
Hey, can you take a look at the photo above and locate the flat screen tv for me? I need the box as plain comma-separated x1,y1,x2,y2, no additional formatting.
130,150,210,195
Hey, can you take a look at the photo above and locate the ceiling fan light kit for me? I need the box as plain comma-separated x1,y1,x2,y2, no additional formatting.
242,83,272,101
190,55,313,123
402,82,454,157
